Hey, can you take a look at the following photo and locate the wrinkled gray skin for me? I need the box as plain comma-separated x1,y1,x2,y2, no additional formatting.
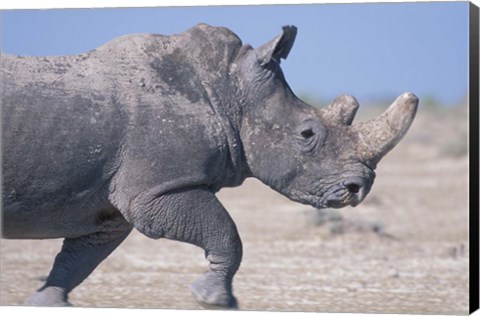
1,24,418,309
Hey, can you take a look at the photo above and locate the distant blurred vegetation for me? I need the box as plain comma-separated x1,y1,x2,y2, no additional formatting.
296,92,327,108
421,96,443,110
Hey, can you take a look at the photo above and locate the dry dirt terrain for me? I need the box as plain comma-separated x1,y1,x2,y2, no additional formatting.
0,103,471,314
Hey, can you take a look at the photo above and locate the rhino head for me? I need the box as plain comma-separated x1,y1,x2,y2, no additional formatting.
232,26,418,209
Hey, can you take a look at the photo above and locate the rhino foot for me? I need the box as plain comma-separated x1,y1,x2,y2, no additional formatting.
189,272,238,309
25,286,72,307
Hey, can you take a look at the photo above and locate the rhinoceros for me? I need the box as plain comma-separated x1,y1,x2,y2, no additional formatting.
1,23,418,309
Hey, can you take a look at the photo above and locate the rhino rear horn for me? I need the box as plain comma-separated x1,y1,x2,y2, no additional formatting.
256,25,297,66
318,95,360,125
352,92,418,167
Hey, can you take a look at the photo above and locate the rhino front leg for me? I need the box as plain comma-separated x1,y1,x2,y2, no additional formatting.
129,188,243,309
26,227,131,306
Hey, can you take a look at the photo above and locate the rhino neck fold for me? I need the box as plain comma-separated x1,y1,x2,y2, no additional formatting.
201,81,251,188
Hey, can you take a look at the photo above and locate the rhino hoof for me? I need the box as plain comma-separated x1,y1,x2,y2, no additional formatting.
189,275,238,309
25,286,72,307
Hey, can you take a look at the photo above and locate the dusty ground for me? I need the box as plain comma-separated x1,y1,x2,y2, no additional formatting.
0,104,471,314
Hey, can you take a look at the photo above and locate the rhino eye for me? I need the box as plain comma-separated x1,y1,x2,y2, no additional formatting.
301,128,315,139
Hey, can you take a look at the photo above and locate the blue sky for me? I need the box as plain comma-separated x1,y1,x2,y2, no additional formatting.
1,2,470,105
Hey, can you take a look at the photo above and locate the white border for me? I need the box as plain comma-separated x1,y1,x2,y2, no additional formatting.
0,1,477,316
0,0,473,10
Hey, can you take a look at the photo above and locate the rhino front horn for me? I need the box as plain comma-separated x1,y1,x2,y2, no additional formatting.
352,92,418,167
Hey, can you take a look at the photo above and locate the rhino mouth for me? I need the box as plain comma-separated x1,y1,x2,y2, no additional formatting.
289,176,371,209
325,191,361,208
323,177,371,208
318,190,357,209
288,190,357,209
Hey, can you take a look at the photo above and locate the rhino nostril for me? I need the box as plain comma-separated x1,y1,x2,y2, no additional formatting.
346,183,361,194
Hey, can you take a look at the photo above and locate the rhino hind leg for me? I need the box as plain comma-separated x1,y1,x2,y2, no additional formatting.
26,226,131,306
129,188,243,309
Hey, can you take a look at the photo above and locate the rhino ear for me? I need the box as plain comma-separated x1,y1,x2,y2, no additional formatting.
255,25,297,66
